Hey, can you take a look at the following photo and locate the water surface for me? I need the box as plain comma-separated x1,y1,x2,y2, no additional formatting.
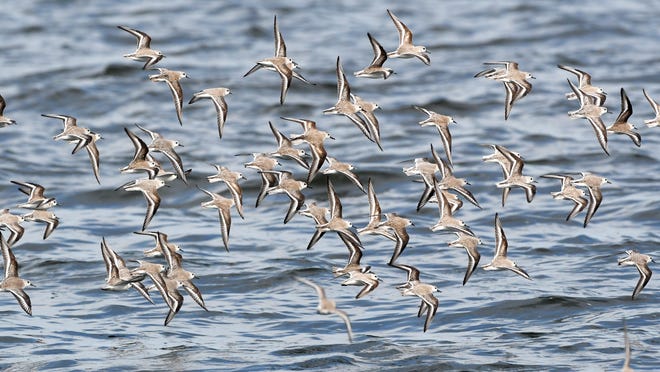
0,0,658,370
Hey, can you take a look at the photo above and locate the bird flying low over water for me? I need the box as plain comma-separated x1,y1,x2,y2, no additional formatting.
244,15,313,105
295,276,354,343
117,25,165,70
386,9,431,65
618,250,654,300
474,61,534,120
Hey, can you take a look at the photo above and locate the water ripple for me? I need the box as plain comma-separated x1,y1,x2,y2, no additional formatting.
0,0,657,370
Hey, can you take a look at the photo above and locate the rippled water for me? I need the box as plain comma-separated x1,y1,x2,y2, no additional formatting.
0,0,658,370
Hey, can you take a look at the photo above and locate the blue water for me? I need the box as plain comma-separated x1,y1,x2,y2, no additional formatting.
0,0,658,370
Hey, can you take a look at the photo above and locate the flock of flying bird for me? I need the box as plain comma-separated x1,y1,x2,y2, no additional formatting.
0,10,655,356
